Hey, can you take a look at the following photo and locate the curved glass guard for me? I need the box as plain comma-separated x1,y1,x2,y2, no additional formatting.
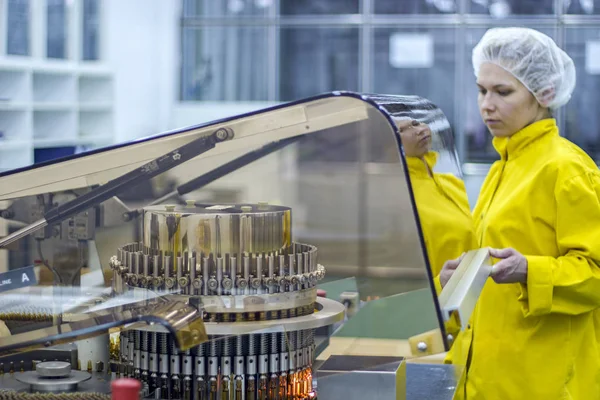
0,92,471,397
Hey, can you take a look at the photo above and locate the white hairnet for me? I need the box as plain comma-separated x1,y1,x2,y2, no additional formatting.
472,27,576,110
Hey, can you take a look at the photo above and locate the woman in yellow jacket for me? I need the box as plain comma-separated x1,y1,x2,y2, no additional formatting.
440,27,600,399
396,118,477,278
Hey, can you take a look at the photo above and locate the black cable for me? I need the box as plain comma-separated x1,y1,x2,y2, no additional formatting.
36,239,63,285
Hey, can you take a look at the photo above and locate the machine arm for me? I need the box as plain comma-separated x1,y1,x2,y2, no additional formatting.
0,128,234,249
122,135,301,220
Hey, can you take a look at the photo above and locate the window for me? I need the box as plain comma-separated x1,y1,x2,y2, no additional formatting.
375,0,458,14
82,0,100,60
183,0,273,17
181,26,270,101
281,0,359,15
47,0,67,59
180,0,600,163
467,0,556,15
564,27,600,161
373,28,456,131
7,0,30,56
564,0,600,15
279,27,359,101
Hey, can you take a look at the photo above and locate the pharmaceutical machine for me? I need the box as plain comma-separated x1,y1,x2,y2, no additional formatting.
0,92,478,399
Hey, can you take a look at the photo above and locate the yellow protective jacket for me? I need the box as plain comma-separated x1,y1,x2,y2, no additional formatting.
406,152,477,277
458,119,600,399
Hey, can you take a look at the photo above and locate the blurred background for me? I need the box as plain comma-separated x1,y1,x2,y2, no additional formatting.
1,0,599,204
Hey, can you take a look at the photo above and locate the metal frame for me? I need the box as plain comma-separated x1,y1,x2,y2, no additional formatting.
127,297,346,336
0,0,5,56
180,0,598,163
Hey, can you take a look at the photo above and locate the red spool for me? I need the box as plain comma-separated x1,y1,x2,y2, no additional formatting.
111,378,141,400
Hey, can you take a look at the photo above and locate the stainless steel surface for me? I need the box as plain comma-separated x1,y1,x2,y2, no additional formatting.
317,357,457,400
318,369,400,399
15,369,91,392
99,197,132,227
316,355,405,400
143,203,291,257
128,297,344,336
438,248,492,329
405,363,457,400
35,361,71,378
75,334,109,377
0,371,111,395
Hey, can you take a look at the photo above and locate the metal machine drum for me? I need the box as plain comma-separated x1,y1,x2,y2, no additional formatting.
108,203,342,400
142,203,292,258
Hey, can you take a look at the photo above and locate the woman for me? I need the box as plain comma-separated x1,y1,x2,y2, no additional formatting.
396,118,476,278
440,27,600,399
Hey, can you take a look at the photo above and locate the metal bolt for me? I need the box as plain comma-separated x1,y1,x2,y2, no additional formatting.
222,278,233,290
178,277,189,287
241,206,252,212
186,200,196,208
165,205,176,212
215,127,233,140
192,278,202,289
165,277,175,289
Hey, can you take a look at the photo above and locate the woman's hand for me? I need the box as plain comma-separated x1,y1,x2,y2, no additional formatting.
489,248,528,284
440,253,466,288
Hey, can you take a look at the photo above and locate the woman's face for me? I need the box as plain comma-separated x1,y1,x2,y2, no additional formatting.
396,119,432,158
477,63,549,137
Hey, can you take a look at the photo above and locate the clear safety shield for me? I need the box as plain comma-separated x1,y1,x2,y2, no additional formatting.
0,92,470,398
